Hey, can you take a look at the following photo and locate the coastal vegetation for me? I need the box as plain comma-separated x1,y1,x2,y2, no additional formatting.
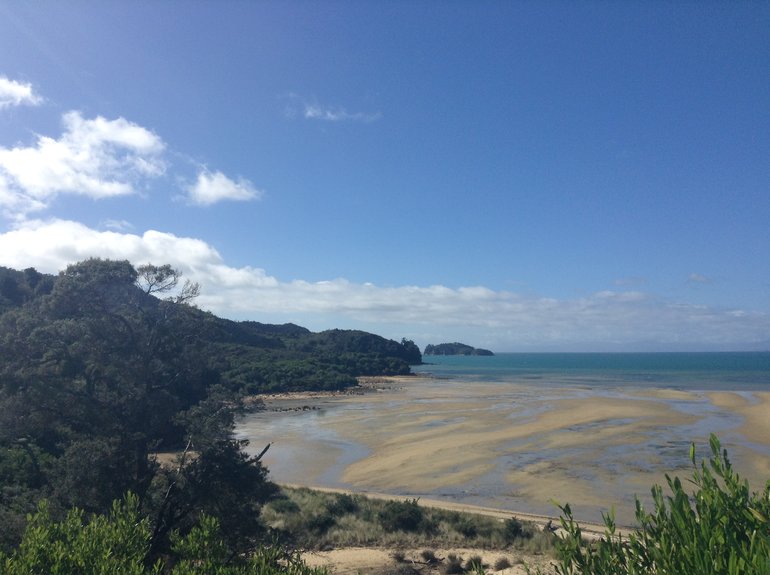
423,343,494,356
0,487,552,574
261,487,550,554
0,259,421,567
551,435,770,575
2,260,768,574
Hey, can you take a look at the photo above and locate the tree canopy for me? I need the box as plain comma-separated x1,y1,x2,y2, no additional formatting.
0,258,422,558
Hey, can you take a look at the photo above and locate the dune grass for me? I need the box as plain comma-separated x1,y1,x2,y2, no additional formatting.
262,486,554,557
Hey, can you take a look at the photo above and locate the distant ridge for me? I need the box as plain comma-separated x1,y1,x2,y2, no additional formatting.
424,342,494,356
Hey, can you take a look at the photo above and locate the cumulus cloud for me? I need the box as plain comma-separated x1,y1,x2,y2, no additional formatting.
1,219,768,351
0,111,165,218
185,170,262,206
0,219,232,280
0,76,42,109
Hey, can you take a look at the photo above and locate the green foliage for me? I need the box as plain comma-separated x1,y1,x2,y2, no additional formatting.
268,496,301,515
464,555,485,572
263,487,547,552
503,517,530,541
444,554,465,574
0,493,154,575
169,514,230,573
0,259,419,553
0,266,53,313
454,515,478,538
424,342,493,356
325,493,359,517
378,498,437,534
0,493,327,575
553,434,770,575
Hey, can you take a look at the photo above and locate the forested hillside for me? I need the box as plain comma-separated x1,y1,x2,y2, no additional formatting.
424,342,494,356
0,259,421,558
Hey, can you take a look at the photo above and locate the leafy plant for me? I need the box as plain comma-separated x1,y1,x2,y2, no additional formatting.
464,555,485,572
553,434,770,575
0,494,154,575
378,498,436,534
263,487,546,551
325,493,358,516
444,554,465,574
503,517,529,541
0,492,328,575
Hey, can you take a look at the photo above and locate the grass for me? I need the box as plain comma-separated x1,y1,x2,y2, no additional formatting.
262,486,555,557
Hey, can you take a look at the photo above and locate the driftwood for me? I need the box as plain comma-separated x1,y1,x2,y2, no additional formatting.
254,441,272,462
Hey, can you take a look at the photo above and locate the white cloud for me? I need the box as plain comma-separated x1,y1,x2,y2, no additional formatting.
0,76,42,109
303,103,381,123
0,219,230,280
285,94,381,123
186,170,262,206
100,218,134,231
0,111,165,218
0,219,768,351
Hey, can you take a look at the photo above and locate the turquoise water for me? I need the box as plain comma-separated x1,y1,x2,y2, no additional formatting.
413,352,770,390
239,351,770,524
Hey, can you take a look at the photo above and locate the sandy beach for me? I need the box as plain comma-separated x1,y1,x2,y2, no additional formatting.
292,484,570,575
301,545,555,575
239,376,770,526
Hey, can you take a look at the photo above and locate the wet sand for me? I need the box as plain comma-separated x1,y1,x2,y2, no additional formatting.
238,377,770,525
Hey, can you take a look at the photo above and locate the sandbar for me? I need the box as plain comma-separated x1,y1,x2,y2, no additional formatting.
240,376,770,525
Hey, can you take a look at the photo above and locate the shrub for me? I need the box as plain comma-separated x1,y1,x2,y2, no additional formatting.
454,515,479,538
378,498,436,534
269,496,301,514
493,556,512,571
306,512,336,535
553,434,770,575
444,554,464,574
0,493,329,575
326,493,358,516
464,555,485,572
503,517,526,540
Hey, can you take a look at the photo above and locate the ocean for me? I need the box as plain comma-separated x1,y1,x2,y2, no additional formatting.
412,351,770,390
238,352,770,524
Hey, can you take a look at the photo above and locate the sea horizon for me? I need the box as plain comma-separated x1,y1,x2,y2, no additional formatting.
239,350,770,525
413,350,770,391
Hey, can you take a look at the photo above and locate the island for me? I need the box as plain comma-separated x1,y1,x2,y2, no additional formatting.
423,342,494,356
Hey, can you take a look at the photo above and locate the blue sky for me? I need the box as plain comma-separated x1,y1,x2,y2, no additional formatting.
0,1,768,351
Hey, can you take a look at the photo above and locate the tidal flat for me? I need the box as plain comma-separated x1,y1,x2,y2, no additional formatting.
237,377,770,525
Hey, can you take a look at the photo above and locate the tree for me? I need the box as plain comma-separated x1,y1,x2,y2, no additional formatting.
0,493,327,575
400,338,422,364
136,263,200,304
0,259,273,556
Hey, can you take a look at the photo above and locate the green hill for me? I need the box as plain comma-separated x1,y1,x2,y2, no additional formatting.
424,342,494,356
0,259,421,556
